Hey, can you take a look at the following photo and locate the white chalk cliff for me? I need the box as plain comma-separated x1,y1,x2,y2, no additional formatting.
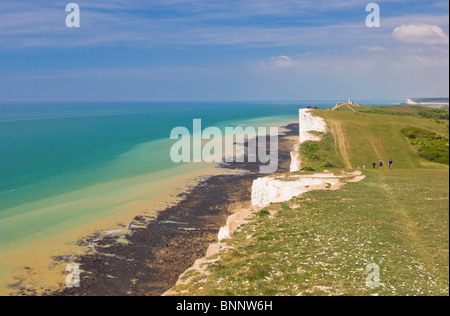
290,109,327,172
298,109,327,144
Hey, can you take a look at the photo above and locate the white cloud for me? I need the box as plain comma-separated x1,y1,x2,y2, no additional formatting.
393,24,449,45
269,56,297,68
357,45,388,52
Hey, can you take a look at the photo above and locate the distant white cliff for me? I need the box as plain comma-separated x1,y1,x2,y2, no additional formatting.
406,98,449,106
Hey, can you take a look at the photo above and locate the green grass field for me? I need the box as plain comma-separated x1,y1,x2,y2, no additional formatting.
318,106,449,170
169,106,449,296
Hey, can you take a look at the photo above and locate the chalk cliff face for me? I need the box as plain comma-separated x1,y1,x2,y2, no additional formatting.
299,109,327,144
218,208,253,241
251,171,365,208
251,174,342,208
290,109,327,172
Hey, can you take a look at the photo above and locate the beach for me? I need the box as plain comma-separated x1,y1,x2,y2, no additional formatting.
1,163,230,295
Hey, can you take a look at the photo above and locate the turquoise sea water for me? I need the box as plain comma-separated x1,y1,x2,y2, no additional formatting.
0,101,330,209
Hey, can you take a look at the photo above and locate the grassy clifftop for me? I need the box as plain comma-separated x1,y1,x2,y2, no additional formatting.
168,106,449,296
316,105,448,170
336,104,449,120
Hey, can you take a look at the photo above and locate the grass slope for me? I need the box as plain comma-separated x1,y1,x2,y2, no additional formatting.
169,107,449,296
336,105,449,120
318,107,448,170
401,127,449,165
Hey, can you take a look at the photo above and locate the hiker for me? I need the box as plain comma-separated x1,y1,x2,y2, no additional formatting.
379,160,383,169
388,159,393,170
363,164,366,170
372,162,376,169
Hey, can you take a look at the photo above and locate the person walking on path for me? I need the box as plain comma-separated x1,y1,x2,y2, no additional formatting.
379,160,384,169
388,159,393,170
372,161,376,169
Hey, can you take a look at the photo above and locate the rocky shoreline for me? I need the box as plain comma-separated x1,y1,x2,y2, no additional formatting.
31,123,299,296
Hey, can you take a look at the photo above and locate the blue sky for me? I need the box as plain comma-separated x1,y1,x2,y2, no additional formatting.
0,0,448,102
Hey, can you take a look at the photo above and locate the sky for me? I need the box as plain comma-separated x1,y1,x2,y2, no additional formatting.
0,0,448,102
